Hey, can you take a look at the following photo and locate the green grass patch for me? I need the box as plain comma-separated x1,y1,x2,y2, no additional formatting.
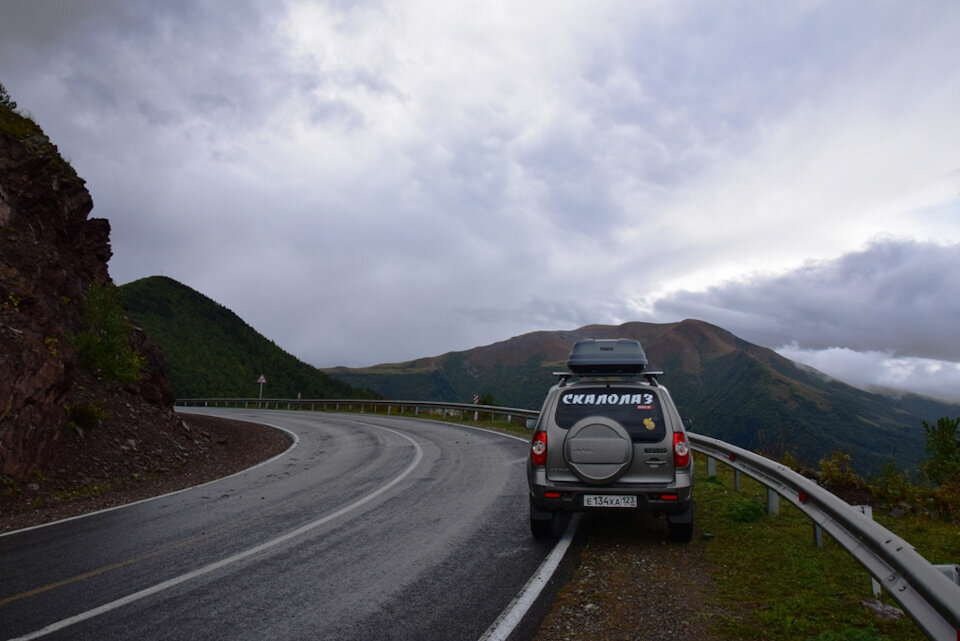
694,453,930,640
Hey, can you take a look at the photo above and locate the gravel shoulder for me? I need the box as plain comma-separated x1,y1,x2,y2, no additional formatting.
531,512,722,641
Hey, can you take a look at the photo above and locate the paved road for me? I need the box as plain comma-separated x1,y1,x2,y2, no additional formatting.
1,409,552,641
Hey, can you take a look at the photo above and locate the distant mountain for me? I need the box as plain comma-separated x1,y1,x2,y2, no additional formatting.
120,276,376,400
325,320,960,474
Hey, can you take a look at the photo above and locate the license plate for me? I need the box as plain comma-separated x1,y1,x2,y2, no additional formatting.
584,495,637,508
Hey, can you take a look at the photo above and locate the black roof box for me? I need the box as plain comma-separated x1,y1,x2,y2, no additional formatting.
566,339,649,374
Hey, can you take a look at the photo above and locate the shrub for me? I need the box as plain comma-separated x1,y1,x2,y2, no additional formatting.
67,402,110,432
870,458,918,506
921,416,960,486
819,451,866,491
0,83,17,111
72,280,144,382
1,476,21,497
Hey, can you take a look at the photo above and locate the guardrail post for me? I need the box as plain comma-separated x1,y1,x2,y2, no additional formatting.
813,524,824,548
706,456,717,477
734,469,741,491
937,565,960,586
766,489,779,515
854,505,882,597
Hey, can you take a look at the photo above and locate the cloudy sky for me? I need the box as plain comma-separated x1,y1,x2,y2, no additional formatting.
3,1,959,402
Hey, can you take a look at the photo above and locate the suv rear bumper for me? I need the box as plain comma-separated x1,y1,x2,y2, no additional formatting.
529,485,692,516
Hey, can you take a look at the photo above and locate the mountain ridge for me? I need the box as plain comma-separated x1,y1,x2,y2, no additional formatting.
325,319,960,474
119,273,959,475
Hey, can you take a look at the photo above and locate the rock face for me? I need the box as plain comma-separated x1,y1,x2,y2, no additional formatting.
0,107,182,481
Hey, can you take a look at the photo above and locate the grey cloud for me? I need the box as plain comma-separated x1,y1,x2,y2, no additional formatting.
457,296,634,334
309,99,366,129
3,0,959,386
652,240,960,360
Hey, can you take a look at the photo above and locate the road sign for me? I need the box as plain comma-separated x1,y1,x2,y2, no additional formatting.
257,375,267,384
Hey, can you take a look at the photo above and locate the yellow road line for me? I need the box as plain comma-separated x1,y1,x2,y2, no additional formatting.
0,531,214,606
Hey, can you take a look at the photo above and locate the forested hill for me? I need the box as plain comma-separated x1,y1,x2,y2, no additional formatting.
120,276,377,400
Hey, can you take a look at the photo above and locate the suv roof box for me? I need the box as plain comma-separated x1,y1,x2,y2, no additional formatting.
566,339,649,374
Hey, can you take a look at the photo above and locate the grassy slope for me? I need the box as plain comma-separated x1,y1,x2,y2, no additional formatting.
694,453,956,640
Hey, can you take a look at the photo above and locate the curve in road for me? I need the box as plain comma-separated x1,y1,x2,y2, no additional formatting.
1,409,556,641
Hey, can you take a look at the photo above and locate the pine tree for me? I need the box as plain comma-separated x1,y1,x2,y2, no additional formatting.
0,83,18,111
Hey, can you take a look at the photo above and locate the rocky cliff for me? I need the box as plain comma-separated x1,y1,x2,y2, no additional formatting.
0,105,188,482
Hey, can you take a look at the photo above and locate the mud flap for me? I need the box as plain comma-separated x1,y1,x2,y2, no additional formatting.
529,497,553,521
666,504,694,524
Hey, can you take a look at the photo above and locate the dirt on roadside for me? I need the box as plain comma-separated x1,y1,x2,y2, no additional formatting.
0,414,291,533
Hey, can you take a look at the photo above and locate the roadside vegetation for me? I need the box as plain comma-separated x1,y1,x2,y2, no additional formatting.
696,454,947,641
72,279,145,383
634,414,959,640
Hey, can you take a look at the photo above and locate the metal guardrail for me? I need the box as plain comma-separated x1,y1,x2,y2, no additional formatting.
176,398,960,640
174,397,538,425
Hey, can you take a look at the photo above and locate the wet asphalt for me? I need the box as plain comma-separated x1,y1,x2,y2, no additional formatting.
0,408,554,641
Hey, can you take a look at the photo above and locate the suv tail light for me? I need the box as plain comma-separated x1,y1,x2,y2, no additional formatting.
531,431,547,466
673,432,690,468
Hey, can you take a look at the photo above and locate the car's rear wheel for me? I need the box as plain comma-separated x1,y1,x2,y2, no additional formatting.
530,515,554,539
667,512,694,543
667,520,693,543
530,501,571,540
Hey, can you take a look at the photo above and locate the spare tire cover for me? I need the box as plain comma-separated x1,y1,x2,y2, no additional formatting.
563,417,633,485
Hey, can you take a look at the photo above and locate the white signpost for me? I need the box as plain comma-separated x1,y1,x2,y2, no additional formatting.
257,374,266,399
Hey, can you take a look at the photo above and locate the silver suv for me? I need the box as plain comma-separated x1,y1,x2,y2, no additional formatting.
526,339,694,542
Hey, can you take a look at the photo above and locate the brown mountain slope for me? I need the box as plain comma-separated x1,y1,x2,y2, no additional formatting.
328,319,959,473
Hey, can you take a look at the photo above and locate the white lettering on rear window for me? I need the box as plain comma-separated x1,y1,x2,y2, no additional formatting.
562,392,655,405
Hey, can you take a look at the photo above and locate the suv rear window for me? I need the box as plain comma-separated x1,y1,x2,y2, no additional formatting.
555,387,666,442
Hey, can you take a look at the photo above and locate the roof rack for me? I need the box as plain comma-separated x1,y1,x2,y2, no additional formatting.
553,369,663,387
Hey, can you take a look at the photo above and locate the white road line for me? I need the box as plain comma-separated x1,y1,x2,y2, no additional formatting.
7,422,423,641
478,514,581,641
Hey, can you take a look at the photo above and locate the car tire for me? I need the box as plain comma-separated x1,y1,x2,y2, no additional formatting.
530,515,554,539
667,520,693,543
530,508,570,540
